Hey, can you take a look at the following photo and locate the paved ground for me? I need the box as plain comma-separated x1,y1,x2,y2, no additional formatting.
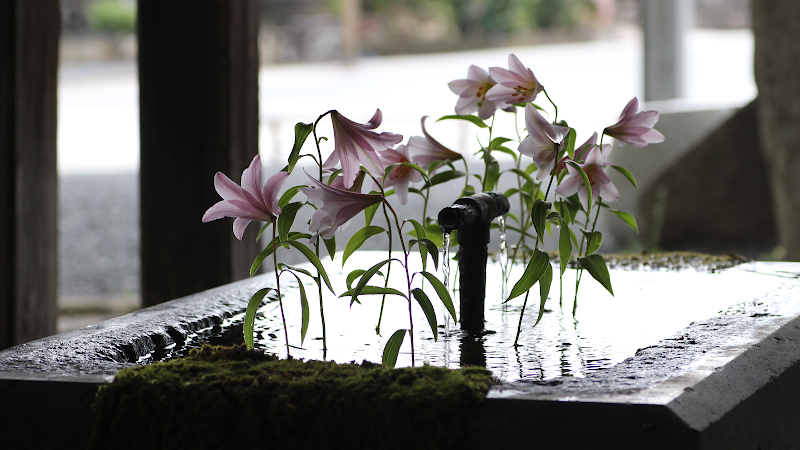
56,28,756,332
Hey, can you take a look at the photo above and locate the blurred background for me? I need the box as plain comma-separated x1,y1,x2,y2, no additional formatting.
57,0,757,331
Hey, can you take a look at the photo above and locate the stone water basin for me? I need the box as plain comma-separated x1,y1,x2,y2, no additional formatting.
2,252,800,449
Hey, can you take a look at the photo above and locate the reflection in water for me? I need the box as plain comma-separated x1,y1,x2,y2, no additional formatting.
458,331,487,368
147,257,800,383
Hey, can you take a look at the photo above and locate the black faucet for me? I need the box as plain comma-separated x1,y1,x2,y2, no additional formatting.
438,192,510,333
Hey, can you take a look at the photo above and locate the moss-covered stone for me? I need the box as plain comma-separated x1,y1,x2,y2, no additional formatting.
90,345,493,450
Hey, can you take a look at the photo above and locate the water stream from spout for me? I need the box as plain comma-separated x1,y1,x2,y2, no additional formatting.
497,215,509,307
441,226,451,335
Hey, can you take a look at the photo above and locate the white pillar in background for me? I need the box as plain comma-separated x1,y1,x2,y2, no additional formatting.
643,0,694,101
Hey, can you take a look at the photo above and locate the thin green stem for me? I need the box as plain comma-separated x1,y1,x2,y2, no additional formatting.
573,197,603,315
312,122,328,358
513,290,531,347
272,225,290,358
542,88,558,122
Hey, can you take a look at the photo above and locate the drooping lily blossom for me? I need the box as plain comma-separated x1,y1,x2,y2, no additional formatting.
574,131,611,161
603,97,665,148
486,53,544,105
327,169,367,233
448,65,506,120
202,155,289,240
407,116,463,170
518,104,569,181
323,109,403,190
378,145,423,205
300,172,383,240
555,146,620,211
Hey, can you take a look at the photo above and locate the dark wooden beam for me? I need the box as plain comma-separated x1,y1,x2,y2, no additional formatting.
0,0,60,349
138,1,260,307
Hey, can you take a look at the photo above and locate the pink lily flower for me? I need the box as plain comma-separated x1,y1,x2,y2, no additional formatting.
574,131,611,161
379,145,423,205
518,104,569,181
555,146,620,211
486,53,544,105
202,155,289,240
322,109,403,190
603,97,665,148
300,172,383,240
448,65,506,120
407,116,463,170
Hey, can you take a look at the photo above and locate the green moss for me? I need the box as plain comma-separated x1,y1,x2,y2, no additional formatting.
90,345,493,450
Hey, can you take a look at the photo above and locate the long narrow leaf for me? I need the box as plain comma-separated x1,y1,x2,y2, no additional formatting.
323,236,336,260
578,254,614,296
343,226,385,266
287,122,314,172
244,288,273,349
351,259,395,305
583,230,603,255
605,208,639,233
250,236,276,276
278,185,303,208
610,165,638,189
281,271,310,345
364,203,380,227
411,288,438,342
534,262,553,326
532,200,551,241
420,271,457,323
558,219,572,276
436,114,489,128
339,285,407,299
507,248,550,302
566,161,593,211
283,239,335,293
382,329,407,368
277,202,303,245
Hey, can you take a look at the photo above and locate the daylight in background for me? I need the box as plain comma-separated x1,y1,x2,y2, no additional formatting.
56,0,754,331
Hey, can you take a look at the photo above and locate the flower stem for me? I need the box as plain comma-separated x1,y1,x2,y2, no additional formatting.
513,290,530,347
573,197,603,315
383,199,414,366
272,225,290,358
543,88,558,122
312,122,328,358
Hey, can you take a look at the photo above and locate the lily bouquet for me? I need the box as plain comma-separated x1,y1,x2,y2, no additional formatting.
203,53,664,368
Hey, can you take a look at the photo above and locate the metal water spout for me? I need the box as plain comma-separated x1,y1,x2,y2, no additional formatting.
438,192,510,332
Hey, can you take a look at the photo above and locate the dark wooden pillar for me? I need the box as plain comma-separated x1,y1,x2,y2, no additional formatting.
753,2,800,261
138,1,261,306
0,1,60,349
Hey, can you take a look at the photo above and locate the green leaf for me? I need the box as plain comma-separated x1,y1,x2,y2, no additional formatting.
507,168,535,187
420,271,456,323
277,202,303,245
287,122,314,172
558,219,572,276
256,223,269,242
605,208,639,233
507,248,550,302
561,127,577,160
364,202,380,227
250,236,276,276
281,271,310,344
339,285,407,299
323,236,336,260
411,288,438,342
346,269,366,290
482,154,500,192
350,259,395,305
578,254,614,296
407,219,427,240
382,329,406,369
610,165,638,189
277,263,315,279
278,185,303,208
410,239,439,271
436,114,488,128
534,262,553,327
582,230,603,255
283,239,335,294
244,288,274,350
532,199,552,241
343,226,385,266
566,160,593,211
422,170,467,190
